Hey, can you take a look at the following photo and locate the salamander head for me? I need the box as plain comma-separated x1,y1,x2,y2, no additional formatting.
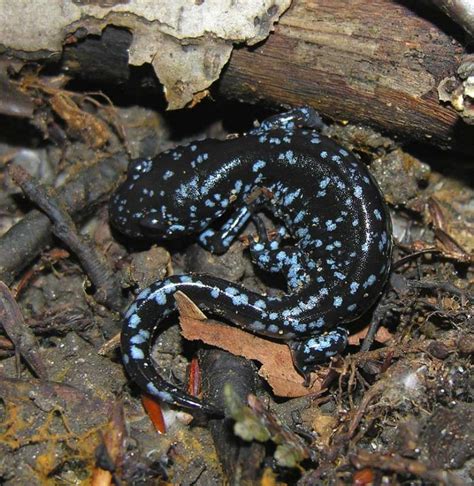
109,158,200,239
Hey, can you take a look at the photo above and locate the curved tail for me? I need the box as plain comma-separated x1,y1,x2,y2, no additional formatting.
121,274,267,415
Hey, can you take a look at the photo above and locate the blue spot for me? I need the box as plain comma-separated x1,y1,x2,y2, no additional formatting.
363,274,377,288
199,229,214,245
130,329,150,345
350,282,359,294
293,323,307,332
284,190,300,206
294,210,305,223
252,160,266,172
259,254,270,264
296,227,308,238
254,299,267,310
130,346,144,360
128,314,141,328
153,290,167,305
320,177,330,189
225,287,239,296
232,294,249,306
285,150,295,164
169,224,185,232
309,317,325,329
326,220,336,231
251,321,266,331
333,296,343,307
163,170,174,180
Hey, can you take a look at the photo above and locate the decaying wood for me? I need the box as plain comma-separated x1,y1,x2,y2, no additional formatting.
28,1,470,149
219,0,470,150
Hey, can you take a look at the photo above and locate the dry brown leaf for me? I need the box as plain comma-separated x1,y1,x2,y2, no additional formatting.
175,291,324,398
348,325,393,346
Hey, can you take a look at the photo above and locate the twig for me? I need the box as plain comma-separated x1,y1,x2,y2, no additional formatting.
392,248,441,270
0,153,127,286
407,279,473,302
350,449,464,486
91,401,126,486
8,164,122,311
360,302,393,353
0,281,48,379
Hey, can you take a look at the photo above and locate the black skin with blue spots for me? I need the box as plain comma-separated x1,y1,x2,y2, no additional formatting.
109,107,392,415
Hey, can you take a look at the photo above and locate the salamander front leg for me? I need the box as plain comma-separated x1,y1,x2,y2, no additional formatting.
198,206,252,254
198,192,273,254
290,327,349,380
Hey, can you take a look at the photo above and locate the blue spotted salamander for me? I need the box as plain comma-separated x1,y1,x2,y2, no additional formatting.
110,107,392,414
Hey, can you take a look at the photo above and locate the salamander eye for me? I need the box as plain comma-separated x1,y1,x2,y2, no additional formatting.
140,215,165,232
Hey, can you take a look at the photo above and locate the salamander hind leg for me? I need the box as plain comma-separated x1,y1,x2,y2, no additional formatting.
290,327,349,378
249,215,310,291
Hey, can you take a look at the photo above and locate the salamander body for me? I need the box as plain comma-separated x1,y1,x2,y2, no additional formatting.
109,107,392,414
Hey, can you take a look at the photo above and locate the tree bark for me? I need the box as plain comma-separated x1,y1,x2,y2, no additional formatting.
219,0,470,150
4,1,471,149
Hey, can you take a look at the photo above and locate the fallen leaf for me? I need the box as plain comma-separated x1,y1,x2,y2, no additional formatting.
348,325,393,346
175,291,324,398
